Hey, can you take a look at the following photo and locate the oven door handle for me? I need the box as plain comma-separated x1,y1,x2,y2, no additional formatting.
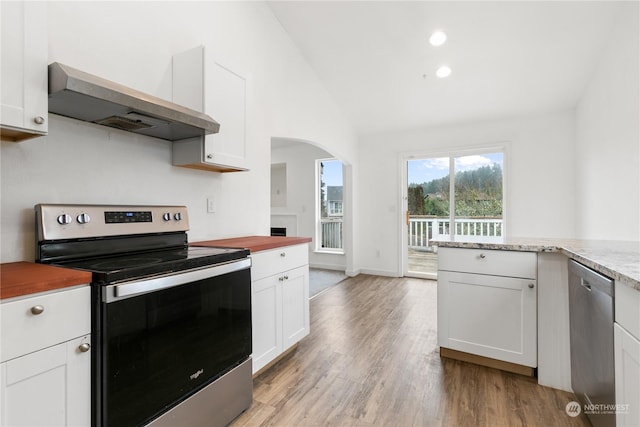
104,258,251,303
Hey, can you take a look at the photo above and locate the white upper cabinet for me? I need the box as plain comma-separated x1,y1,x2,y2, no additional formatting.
0,0,48,141
172,46,249,172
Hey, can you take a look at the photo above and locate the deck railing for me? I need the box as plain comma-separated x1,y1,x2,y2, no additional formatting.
319,216,501,251
321,217,343,249
409,216,503,248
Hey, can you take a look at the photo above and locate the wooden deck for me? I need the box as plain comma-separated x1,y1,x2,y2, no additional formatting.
407,248,439,275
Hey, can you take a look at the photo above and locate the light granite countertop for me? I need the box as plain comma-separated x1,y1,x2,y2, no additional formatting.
434,238,640,291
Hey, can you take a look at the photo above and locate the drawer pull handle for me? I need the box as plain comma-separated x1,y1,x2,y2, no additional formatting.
78,343,91,353
279,276,285,282
284,275,289,280
528,283,535,289
479,253,486,259
280,252,286,257
30,305,45,315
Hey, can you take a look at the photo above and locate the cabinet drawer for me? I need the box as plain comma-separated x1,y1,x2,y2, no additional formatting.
251,244,308,281
1,286,90,362
438,247,536,279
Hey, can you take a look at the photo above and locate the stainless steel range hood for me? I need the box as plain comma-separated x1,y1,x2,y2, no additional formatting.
48,62,220,141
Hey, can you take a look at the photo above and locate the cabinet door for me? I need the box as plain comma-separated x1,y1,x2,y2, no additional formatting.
615,323,640,427
282,266,310,350
0,335,91,427
0,0,48,141
252,275,282,374
172,46,248,172
203,57,248,170
438,271,537,366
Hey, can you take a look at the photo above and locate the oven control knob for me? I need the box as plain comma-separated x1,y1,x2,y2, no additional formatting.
162,212,171,221
57,214,72,225
174,213,182,221
77,213,91,224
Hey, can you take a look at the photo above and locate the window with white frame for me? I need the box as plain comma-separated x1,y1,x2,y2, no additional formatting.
317,159,344,251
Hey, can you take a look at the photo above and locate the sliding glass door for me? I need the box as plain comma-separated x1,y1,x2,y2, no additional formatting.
403,151,504,278
406,157,450,277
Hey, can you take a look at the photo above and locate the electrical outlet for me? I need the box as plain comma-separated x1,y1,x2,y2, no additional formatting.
207,197,216,213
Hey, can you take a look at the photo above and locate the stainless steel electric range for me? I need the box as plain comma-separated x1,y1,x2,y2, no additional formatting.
35,204,253,427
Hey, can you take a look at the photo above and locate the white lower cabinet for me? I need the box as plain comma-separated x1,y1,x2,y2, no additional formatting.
615,324,640,427
615,280,640,427
282,266,310,349
252,274,282,370
251,244,310,374
1,335,91,427
0,286,91,427
437,247,538,367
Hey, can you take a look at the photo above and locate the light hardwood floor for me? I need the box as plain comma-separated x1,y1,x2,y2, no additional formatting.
232,275,590,427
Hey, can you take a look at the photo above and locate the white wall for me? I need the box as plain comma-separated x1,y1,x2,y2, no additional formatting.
356,110,577,276
271,141,347,271
575,2,640,241
0,1,357,262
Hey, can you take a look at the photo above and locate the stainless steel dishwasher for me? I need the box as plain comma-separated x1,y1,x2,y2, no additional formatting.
569,259,615,427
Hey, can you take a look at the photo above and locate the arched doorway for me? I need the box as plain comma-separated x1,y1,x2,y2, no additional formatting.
271,137,353,296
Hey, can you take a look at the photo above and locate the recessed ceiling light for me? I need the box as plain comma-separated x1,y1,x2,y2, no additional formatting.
429,31,447,46
436,65,452,78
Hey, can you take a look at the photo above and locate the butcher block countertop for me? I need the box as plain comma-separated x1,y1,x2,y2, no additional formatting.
0,262,92,300
0,237,310,301
191,235,312,253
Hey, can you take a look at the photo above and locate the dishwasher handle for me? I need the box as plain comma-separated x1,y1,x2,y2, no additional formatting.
580,278,592,292
569,259,614,297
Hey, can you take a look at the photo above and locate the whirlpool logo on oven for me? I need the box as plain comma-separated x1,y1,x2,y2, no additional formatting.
190,369,204,380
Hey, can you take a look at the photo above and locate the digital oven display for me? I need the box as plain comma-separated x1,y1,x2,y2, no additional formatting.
104,211,153,223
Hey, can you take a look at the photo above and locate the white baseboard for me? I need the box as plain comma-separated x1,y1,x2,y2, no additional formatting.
345,268,360,277
309,263,346,271
358,268,401,278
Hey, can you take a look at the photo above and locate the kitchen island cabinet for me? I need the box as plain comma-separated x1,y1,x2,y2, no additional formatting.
435,238,640,394
0,0,48,141
437,247,538,374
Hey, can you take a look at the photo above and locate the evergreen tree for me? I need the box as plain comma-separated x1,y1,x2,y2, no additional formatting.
408,185,425,215
415,164,502,217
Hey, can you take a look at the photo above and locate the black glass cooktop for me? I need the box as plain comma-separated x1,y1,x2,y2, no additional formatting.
52,246,249,284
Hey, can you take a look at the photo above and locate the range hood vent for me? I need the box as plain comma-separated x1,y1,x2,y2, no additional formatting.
48,62,220,141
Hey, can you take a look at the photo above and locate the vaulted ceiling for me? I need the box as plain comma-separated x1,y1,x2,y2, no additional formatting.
268,1,624,136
